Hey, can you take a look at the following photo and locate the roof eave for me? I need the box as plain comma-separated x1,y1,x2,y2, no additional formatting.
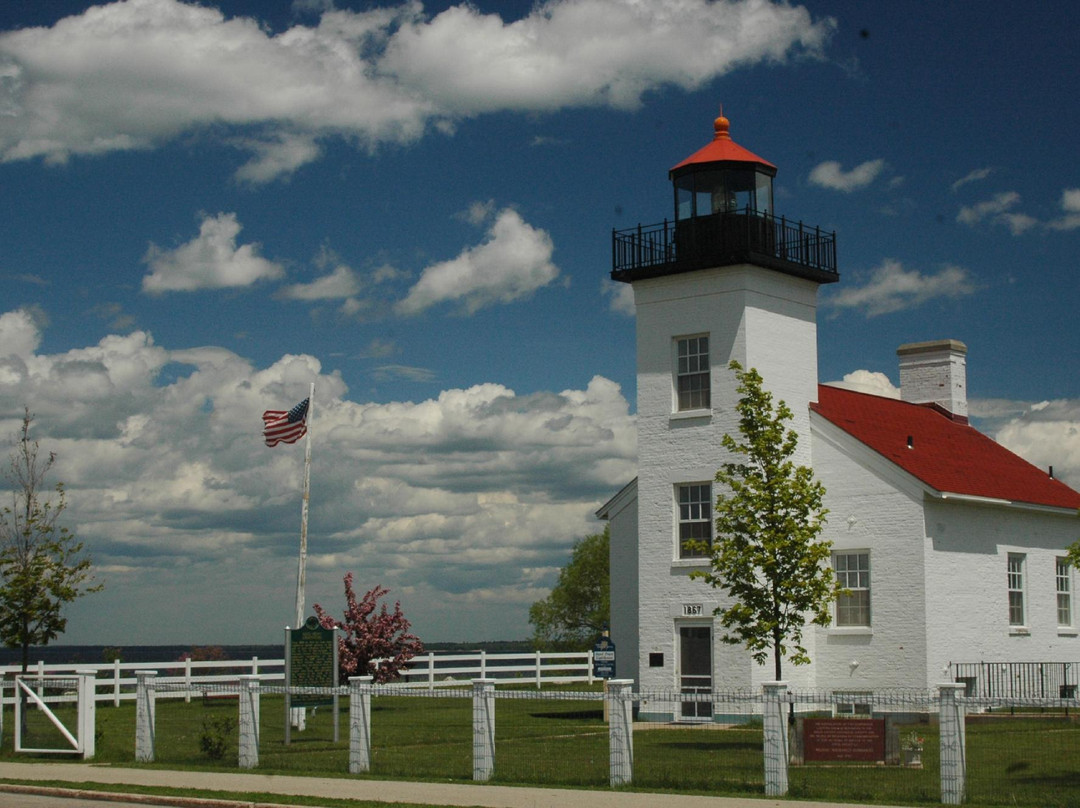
596,477,638,520
931,489,1080,516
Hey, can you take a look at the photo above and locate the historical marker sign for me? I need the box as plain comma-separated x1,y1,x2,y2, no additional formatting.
803,718,885,762
287,616,336,707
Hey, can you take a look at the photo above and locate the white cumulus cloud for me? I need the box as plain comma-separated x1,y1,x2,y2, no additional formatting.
808,159,885,192
602,278,635,316
142,212,285,293
825,259,978,317
277,264,361,301
397,207,559,315
824,370,901,399
950,167,993,193
0,307,44,359
382,0,832,113
0,0,834,181
956,191,1039,234
985,399,1080,492
0,308,637,644
1048,187,1080,231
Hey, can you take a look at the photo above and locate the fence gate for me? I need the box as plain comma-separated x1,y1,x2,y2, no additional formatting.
14,672,96,758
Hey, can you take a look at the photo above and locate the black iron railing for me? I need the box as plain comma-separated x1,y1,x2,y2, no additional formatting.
612,208,838,282
952,661,1078,699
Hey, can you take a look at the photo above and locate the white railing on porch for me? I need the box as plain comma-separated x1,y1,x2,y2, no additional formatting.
0,650,594,705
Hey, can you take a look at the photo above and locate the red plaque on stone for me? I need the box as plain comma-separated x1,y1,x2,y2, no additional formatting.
803,718,885,762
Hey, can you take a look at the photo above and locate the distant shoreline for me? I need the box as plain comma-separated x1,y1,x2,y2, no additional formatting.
0,640,533,667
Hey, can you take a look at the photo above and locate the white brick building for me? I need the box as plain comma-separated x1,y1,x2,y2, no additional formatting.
599,114,1080,719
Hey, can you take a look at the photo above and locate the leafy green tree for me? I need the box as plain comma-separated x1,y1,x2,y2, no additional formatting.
1067,541,1080,572
529,526,610,651
0,408,102,672
690,362,835,681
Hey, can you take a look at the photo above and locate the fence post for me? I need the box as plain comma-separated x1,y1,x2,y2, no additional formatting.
762,682,789,797
938,683,966,805
472,679,495,781
238,675,260,769
184,657,192,703
348,675,374,774
135,670,157,763
535,650,542,689
76,670,97,760
607,679,633,786
113,659,121,707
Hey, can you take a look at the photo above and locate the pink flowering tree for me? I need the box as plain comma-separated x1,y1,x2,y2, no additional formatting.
313,573,424,683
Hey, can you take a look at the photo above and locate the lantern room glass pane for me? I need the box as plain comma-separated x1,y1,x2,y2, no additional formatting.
673,167,771,219
755,172,773,214
676,182,694,221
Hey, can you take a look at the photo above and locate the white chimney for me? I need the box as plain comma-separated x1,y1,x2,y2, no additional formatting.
897,339,968,421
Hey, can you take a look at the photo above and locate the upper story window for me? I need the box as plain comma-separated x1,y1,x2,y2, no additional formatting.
676,336,710,411
833,551,870,627
1007,553,1026,627
677,483,712,559
1057,558,1073,628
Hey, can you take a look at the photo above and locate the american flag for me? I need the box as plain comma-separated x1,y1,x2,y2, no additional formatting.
262,398,309,447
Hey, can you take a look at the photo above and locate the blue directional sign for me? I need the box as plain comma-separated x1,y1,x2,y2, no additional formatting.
592,636,616,679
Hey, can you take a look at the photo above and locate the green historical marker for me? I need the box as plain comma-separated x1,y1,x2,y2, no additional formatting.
289,616,336,705
285,615,339,743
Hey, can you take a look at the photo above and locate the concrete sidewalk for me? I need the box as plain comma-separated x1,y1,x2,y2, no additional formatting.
0,762,911,808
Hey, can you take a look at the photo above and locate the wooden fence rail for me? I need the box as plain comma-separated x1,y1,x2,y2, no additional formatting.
0,650,594,705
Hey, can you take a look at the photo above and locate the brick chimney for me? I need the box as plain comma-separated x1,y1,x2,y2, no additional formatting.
897,339,968,422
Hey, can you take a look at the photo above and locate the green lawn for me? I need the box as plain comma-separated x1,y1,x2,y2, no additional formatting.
3,692,1080,807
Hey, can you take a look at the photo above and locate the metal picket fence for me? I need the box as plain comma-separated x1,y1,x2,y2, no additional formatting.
6,673,1080,807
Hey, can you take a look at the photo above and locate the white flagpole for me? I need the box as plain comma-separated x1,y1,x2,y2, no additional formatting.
294,382,315,628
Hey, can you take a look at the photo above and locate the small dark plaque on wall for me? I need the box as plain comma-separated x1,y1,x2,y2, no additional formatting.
804,718,885,762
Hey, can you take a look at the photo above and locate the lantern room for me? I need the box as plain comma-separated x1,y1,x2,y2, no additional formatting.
670,113,776,220
611,110,838,286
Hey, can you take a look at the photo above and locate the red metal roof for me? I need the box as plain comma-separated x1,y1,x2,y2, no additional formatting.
670,115,777,175
811,384,1080,510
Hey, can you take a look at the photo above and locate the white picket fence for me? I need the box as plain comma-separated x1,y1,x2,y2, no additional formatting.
0,650,594,706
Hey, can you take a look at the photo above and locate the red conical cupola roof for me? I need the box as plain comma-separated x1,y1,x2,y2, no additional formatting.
669,113,776,176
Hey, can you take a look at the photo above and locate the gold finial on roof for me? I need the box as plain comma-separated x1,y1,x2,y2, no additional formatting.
714,105,731,140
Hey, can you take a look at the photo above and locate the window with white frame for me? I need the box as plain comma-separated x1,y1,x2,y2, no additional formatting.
833,691,872,717
1057,557,1072,628
676,336,710,411
1007,553,1026,627
677,483,712,559
833,551,871,627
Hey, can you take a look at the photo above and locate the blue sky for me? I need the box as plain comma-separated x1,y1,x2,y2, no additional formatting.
1,0,1077,646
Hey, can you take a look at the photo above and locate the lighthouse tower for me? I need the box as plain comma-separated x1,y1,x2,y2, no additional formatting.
606,113,839,718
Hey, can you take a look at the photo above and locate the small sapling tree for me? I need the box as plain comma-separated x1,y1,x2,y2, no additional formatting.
314,573,423,683
0,408,102,672
689,362,836,682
